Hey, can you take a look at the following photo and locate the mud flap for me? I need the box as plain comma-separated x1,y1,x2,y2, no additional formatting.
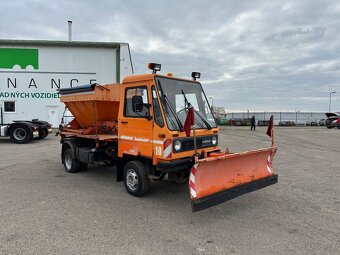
190,147,278,212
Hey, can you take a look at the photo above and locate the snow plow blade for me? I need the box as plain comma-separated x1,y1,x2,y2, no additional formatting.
190,147,278,212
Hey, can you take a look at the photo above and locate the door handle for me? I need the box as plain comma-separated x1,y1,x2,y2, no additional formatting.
121,121,128,124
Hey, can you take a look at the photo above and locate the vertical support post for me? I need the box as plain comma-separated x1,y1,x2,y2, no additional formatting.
0,107,3,124
271,129,274,146
280,112,282,122
116,46,121,83
193,124,197,156
296,111,298,124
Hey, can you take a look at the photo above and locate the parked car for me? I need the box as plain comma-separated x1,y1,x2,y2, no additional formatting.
257,120,270,126
216,118,228,125
306,117,318,126
325,113,339,129
330,118,340,129
279,121,295,126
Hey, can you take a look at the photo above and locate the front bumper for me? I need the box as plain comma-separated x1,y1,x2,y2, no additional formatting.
157,158,194,173
191,174,278,212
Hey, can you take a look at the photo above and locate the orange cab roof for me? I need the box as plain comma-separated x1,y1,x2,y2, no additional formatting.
122,74,155,83
122,73,199,84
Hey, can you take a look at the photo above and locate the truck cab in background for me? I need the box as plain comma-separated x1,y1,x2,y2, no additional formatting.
0,119,52,143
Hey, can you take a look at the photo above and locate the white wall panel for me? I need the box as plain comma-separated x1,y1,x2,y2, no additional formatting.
0,43,131,126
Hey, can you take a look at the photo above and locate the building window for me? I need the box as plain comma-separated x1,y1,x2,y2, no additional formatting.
4,101,15,113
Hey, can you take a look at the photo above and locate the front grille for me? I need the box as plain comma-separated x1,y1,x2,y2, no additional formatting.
173,135,217,153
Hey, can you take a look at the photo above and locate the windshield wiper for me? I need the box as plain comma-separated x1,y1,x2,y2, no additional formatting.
181,90,212,130
195,110,212,130
158,81,183,131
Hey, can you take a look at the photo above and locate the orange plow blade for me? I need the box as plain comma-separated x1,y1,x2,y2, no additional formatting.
190,147,278,212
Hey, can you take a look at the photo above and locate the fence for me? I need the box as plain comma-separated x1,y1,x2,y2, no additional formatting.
223,111,326,126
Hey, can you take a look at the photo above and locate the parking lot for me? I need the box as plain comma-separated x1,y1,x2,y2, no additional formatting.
0,126,339,255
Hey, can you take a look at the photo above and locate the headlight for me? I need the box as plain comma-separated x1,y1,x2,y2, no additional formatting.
174,140,182,151
212,136,217,145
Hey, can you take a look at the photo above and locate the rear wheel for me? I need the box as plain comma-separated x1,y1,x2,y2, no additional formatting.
62,148,87,173
123,161,150,197
9,125,33,144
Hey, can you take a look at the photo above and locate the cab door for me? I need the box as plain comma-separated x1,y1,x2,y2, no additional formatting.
118,85,153,158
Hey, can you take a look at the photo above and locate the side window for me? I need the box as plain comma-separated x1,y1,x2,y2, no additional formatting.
124,86,150,117
152,86,164,127
4,101,15,113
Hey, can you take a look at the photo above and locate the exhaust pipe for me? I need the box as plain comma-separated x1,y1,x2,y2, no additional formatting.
68,20,72,42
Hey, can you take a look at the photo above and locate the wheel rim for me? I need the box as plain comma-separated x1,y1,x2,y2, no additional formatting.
64,153,72,170
126,169,138,191
13,128,26,141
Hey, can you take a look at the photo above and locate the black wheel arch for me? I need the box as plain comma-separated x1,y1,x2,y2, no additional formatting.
8,122,34,134
116,155,152,182
61,140,77,163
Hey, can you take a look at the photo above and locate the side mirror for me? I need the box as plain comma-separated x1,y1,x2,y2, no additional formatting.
132,95,144,112
135,103,143,112
131,95,152,120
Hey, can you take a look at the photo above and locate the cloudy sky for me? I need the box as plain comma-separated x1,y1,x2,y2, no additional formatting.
1,0,340,112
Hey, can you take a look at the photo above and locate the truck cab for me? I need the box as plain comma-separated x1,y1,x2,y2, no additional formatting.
117,68,218,175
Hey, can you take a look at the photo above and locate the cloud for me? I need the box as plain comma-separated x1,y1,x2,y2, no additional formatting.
0,0,340,111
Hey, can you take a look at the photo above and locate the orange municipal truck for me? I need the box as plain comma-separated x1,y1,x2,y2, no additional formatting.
58,63,278,212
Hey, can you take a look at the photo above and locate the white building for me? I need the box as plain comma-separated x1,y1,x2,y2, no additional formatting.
0,39,133,127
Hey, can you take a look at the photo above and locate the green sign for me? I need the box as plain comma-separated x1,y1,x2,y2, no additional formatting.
0,48,39,69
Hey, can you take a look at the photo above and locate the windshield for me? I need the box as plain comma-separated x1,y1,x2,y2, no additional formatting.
155,77,216,131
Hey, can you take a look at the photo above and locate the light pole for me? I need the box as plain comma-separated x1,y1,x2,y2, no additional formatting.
329,91,336,113
209,97,214,107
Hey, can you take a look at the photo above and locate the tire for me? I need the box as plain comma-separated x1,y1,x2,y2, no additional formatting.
62,148,87,173
38,128,48,139
123,160,150,197
9,124,33,144
80,163,88,171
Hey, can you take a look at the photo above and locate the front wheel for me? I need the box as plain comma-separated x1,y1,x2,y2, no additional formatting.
123,161,150,197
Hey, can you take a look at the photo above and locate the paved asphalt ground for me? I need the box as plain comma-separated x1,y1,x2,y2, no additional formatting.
0,126,339,255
